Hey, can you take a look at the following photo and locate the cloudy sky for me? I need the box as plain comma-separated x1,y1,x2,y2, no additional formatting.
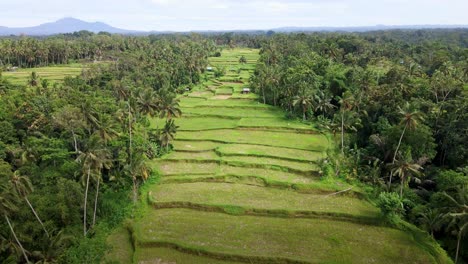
1,0,467,31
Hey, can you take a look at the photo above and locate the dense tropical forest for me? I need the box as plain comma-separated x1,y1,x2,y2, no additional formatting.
0,33,214,263
249,29,467,263
0,29,466,263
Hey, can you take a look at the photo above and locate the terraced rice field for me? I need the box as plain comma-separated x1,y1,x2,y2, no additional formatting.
106,48,441,263
2,63,85,85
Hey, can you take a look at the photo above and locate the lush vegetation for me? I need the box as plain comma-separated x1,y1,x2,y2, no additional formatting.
0,33,213,263
105,47,449,263
250,29,467,262
0,29,465,263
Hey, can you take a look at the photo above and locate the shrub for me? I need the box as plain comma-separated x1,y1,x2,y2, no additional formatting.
377,192,404,220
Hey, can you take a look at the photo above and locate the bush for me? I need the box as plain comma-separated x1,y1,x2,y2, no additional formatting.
377,192,404,220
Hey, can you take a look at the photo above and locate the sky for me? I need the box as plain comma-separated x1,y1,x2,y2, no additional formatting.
0,0,467,31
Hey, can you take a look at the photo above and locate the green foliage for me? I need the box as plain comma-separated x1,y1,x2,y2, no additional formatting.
377,192,404,220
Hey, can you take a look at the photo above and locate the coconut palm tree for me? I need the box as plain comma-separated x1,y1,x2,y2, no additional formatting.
418,208,444,238
158,93,181,121
293,92,313,121
76,135,112,235
137,88,160,117
124,152,151,203
442,187,468,264
94,114,119,145
391,159,422,197
388,102,424,186
160,119,178,151
313,90,336,117
337,92,356,153
0,183,30,263
10,171,49,237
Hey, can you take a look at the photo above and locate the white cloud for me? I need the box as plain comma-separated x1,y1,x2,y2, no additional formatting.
0,0,466,31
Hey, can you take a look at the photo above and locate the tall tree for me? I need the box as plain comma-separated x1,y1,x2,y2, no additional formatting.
443,187,468,264
10,171,49,237
389,102,424,186
0,184,30,263
391,158,422,197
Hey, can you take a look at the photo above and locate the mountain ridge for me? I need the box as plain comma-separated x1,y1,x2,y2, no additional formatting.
0,17,466,36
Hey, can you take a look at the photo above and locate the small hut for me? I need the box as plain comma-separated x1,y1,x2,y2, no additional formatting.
241,88,251,94
206,66,213,71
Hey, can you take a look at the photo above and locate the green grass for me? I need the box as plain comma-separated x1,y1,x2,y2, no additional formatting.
132,209,435,264
216,144,323,162
179,97,207,107
218,165,316,184
177,130,330,151
215,88,233,95
135,247,243,264
154,161,220,176
103,227,133,264
198,99,272,109
2,63,85,85
172,140,222,151
162,151,220,161
152,117,239,131
238,117,314,131
181,106,283,118
149,183,379,217
222,155,318,173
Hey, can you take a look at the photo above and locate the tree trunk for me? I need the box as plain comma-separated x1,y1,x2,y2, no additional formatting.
132,177,138,203
5,215,30,263
83,167,90,236
24,197,49,237
389,124,407,188
92,176,100,227
128,103,133,162
71,129,78,153
455,232,461,264
400,179,404,197
262,85,266,104
393,124,407,163
341,111,345,154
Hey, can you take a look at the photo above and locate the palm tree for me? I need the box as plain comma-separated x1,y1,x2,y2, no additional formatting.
80,100,100,134
388,102,424,186
10,171,49,237
53,106,87,153
391,159,422,197
442,187,468,264
313,90,336,117
334,109,360,154
0,183,30,263
160,119,178,151
94,114,119,145
76,135,112,235
34,230,70,263
158,93,181,121
418,208,444,238
293,92,313,121
337,92,356,153
137,88,160,117
124,153,151,203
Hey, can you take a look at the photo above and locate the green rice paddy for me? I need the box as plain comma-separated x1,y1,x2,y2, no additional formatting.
105,48,443,264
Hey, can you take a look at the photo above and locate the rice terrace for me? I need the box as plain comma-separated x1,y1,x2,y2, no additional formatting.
103,49,450,263
0,12,466,264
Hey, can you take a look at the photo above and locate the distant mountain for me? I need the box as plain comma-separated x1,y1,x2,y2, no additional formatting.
0,18,466,36
0,17,139,36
